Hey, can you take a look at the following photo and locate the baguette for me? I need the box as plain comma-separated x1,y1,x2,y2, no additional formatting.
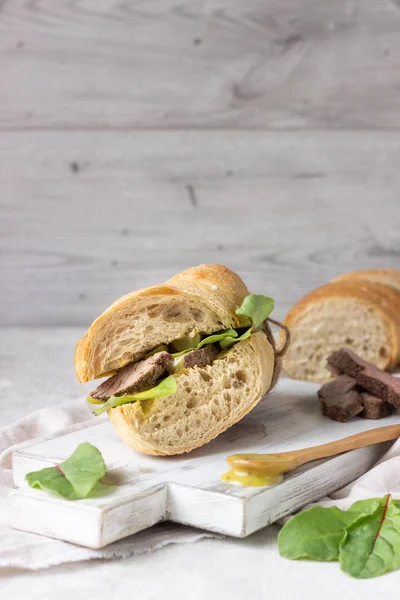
333,268,400,292
75,265,280,455
283,280,400,383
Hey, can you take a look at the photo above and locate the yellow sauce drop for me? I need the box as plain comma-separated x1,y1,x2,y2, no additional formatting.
221,469,283,487
221,452,296,487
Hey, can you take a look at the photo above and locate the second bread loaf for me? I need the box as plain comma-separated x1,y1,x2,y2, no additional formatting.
333,268,400,292
283,280,400,383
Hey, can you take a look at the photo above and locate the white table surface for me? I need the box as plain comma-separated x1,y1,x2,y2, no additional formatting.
1,327,400,597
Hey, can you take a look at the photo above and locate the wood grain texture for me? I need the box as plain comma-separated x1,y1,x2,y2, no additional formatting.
0,0,400,130
1,131,400,326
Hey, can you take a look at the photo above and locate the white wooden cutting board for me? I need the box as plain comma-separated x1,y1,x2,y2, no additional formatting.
9,378,400,548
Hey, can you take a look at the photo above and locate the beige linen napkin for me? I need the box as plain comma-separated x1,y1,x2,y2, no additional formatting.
0,400,218,570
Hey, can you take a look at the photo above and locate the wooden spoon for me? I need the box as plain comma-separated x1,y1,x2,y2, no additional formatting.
222,424,400,487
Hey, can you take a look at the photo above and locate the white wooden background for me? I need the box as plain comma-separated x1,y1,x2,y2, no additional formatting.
1,0,400,327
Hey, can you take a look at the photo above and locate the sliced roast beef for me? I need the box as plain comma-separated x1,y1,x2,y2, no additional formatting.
327,348,400,408
317,375,364,422
91,351,172,400
360,392,393,420
182,344,220,369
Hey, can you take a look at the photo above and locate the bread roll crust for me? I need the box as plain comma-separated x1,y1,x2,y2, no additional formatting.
284,280,400,368
107,331,274,455
333,269,400,292
283,280,400,382
75,265,250,383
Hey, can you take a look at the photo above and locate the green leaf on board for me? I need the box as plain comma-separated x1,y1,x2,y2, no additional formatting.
58,442,107,497
25,442,109,501
26,466,80,500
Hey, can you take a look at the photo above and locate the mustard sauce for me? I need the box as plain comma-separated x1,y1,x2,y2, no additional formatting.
221,452,297,487
221,469,283,487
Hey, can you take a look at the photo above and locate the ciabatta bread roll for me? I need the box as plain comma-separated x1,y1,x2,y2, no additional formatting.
75,265,285,455
283,280,400,383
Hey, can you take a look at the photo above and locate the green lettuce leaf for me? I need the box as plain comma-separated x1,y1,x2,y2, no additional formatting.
25,442,108,501
278,498,386,563
346,498,386,518
197,329,238,349
278,506,357,561
171,334,201,353
278,496,400,579
219,294,274,349
235,294,275,331
26,467,80,500
171,294,274,356
219,328,252,350
93,375,177,416
171,329,239,358
58,442,107,497
340,495,400,578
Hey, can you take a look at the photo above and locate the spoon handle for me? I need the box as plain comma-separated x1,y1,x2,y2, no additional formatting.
292,424,400,468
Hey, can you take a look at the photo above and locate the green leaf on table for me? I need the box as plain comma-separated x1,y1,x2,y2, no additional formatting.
340,494,400,578
278,495,400,579
278,506,356,561
25,442,108,501
235,294,275,331
346,497,386,519
278,499,384,562
93,375,177,416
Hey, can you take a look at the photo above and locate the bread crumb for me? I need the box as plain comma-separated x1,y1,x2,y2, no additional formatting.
210,284,218,290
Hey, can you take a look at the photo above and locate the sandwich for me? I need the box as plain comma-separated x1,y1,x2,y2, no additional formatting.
74,264,288,456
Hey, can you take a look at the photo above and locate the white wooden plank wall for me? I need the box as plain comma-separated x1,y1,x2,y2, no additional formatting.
1,0,399,326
